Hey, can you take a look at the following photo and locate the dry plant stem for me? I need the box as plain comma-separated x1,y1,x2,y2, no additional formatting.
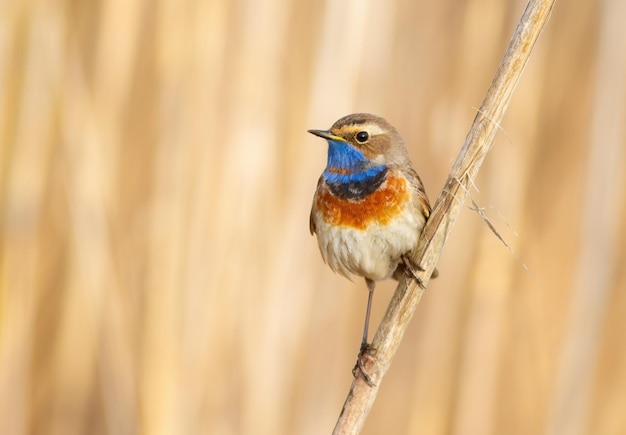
332,1,556,433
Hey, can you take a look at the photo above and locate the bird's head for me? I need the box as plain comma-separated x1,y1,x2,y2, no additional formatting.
308,113,410,182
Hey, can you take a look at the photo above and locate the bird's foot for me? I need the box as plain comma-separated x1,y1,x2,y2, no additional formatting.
352,343,376,387
401,254,426,289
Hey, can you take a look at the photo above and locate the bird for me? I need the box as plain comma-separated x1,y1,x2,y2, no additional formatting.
308,113,437,359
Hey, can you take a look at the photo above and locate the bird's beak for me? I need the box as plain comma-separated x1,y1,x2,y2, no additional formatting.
307,129,347,142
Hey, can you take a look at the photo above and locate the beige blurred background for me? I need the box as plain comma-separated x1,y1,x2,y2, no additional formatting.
1,0,625,434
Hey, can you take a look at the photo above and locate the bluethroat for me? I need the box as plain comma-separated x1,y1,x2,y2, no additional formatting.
309,113,437,356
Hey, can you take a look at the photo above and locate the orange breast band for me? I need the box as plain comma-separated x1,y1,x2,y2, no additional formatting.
316,175,409,230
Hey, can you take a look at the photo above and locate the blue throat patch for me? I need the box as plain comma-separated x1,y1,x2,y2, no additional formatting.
322,140,386,184
322,140,388,200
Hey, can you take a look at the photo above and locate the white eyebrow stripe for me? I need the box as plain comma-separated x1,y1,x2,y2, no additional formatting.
343,123,385,136
364,124,385,136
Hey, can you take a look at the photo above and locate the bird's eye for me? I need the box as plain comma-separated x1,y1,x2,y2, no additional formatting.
355,131,369,143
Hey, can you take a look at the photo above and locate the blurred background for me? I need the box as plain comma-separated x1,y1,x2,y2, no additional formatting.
1,0,624,434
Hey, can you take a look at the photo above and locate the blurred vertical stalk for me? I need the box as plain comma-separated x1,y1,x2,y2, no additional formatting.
547,0,626,433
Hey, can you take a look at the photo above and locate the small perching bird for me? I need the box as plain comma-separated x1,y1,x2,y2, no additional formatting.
309,113,437,356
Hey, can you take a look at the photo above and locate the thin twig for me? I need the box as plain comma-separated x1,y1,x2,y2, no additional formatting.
468,199,531,275
332,1,556,433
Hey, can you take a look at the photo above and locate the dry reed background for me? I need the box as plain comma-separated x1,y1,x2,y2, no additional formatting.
0,0,625,434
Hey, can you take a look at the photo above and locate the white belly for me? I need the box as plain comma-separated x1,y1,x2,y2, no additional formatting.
313,206,423,281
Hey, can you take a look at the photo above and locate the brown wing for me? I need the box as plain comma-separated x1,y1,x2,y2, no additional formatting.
403,166,432,219
309,208,316,235
309,175,324,235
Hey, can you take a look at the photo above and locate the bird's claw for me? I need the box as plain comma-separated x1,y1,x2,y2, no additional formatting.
401,254,426,289
352,343,376,387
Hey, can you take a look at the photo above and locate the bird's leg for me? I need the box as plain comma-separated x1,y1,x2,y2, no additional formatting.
352,278,376,386
401,254,426,289
360,278,375,353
